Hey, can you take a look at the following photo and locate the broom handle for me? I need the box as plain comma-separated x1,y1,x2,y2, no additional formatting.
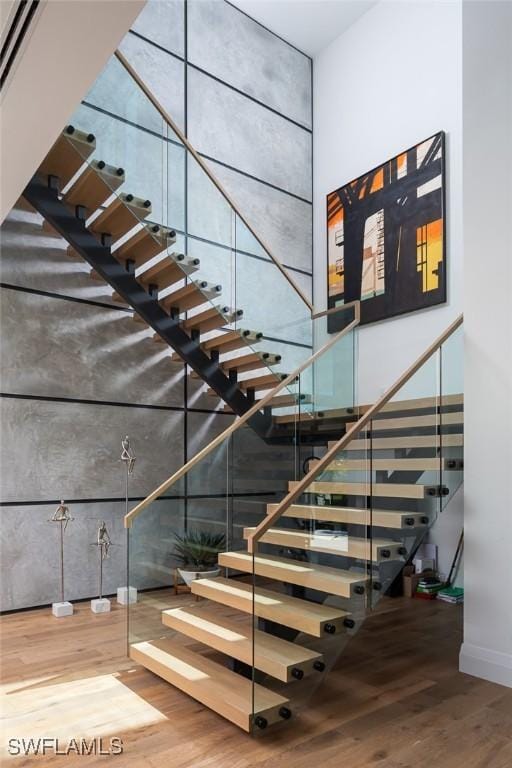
446,530,464,587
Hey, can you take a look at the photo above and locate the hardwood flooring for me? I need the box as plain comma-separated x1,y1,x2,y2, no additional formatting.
1,593,511,767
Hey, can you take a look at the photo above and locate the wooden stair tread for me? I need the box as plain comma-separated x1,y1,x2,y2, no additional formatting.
373,394,463,413
318,458,458,471
239,373,287,391
262,393,311,408
113,224,176,268
202,329,262,354
266,504,428,530
130,637,288,732
273,408,357,425
274,395,464,425
222,392,309,412
350,412,464,431
207,371,286,397
327,434,464,450
138,253,199,292
159,280,222,314
190,577,349,637
183,306,242,334
63,160,124,213
221,352,281,374
244,527,405,562
162,605,321,682
219,551,367,598
90,193,151,240
38,125,95,187
190,352,269,379
288,480,431,500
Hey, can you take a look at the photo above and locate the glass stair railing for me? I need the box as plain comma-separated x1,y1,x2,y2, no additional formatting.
246,315,463,727
124,304,359,732
125,312,462,734
21,50,315,424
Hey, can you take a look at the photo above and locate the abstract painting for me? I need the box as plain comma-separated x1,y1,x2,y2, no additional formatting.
327,132,446,330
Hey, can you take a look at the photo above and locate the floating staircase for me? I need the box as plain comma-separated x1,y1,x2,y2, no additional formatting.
127,374,464,733
20,124,302,431
11,155,465,730
9,51,465,736
19,82,363,442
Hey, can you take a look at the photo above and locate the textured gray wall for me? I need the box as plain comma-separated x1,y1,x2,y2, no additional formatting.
0,0,312,611
120,0,313,295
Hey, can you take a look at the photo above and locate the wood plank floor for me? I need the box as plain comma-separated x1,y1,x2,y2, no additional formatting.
1,593,511,767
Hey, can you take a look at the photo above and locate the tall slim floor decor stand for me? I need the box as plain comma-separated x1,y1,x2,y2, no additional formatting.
48,501,74,617
90,520,113,613
118,436,137,606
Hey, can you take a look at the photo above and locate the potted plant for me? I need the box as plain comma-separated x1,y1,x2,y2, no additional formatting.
173,529,226,587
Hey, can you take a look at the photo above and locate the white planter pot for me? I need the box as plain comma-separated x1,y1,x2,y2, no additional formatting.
178,567,221,587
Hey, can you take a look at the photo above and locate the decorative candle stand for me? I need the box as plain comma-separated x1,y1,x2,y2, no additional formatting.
48,500,74,618
118,435,138,606
90,520,113,613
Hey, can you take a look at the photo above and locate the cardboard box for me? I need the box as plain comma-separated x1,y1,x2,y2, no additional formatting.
414,557,435,573
403,566,436,598
413,543,438,574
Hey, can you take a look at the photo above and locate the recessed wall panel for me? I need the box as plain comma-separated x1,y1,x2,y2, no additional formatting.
0,288,185,406
131,0,185,57
0,399,184,502
187,67,312,201
205,158,313,277
0,208,122,305
118,31,185,131
187,0,311,129
186,411,235,496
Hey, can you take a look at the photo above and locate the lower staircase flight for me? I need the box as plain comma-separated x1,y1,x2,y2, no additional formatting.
126,373,464,733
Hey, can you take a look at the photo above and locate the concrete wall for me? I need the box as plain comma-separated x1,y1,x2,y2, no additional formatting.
459,0,512,688
0,0,312,611
118,0,312,295
313,0,463,403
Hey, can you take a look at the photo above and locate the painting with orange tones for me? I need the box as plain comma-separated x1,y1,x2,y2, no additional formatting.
327,131,446,329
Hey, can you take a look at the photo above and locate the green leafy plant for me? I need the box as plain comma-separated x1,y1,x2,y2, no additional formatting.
173,530,226,571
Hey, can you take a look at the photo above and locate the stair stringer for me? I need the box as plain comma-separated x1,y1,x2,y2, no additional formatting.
23,173,273,435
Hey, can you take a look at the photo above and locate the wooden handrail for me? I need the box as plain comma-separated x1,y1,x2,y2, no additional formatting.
247,313,464,553
114,49,313,313
124,302,360,527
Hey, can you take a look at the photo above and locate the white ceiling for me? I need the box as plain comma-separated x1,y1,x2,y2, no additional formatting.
231,0,378,57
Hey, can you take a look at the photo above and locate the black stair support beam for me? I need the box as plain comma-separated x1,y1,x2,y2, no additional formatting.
227,658,265,684
24,174,272,435
257,617,299,643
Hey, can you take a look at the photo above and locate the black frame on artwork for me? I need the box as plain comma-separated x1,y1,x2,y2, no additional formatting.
326,131,447,333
